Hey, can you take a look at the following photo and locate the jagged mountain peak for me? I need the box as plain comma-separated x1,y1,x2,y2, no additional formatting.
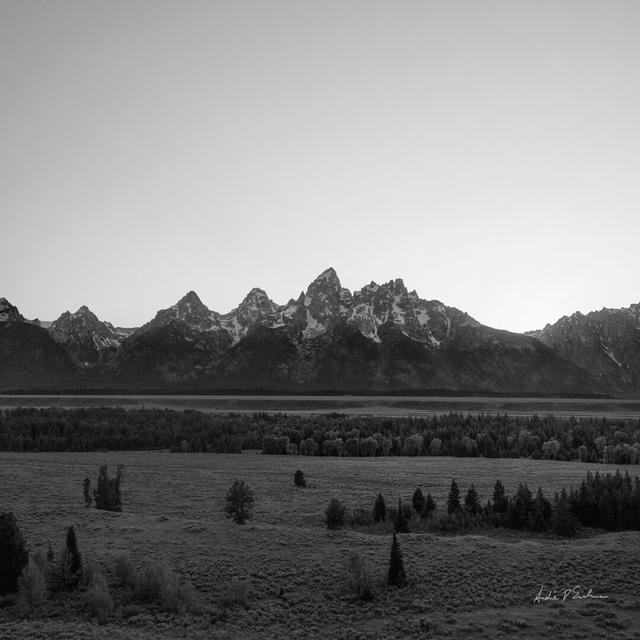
176,290,204,308
0,298,24,322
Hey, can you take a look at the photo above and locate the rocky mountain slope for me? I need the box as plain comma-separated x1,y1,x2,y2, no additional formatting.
528,304,640,394
1,270,637,395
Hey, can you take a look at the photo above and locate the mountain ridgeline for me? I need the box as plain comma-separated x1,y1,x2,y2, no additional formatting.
1,270,639,395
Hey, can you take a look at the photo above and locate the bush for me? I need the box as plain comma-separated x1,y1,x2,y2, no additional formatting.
219,577,251,608
348,508,373,527
16,560,48,616
84,572,113,624
224,480,255,524
134,558,198,613
348,552,373,601
387,533,407,587
93,465,124,512
325,498,346,530
412,488,426,514
294,470,307,487
113,552,137,588
0,512,29,595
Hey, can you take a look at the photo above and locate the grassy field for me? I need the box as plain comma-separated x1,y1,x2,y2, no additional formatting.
1,451,639,639
2,394,640,418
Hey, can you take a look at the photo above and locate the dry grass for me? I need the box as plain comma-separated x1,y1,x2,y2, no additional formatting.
0,450,639,639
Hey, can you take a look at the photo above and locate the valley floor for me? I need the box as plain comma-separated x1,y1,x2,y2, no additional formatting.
1,452,639,639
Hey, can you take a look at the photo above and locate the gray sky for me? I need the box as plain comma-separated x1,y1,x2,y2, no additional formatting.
2,1,639,332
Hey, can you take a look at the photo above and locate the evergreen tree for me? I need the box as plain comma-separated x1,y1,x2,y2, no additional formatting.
373,493,387,523
61,525,82,590
394,499,409,534
423,492,436,517
529,487,552,532
294,469,306,487
447,479,461,514
412,488,426,515
492,479,508,513
93,465,123,512
0,512,28,595
552,488,577,537
83,478,92,508
224,480,255,524
387,534,407,587
464,484,480,515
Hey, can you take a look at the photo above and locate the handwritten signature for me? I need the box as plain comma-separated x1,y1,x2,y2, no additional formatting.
532,585,608,604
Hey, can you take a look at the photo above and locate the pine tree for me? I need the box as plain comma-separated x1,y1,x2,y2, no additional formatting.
447,479,461,514
387,534,407,587
0,512,29,595
423,493,436,517
464,484,480,515
224,480,255,524
412,488,426,515
552,488,577,537
83,478,92,508
61,525,82,590
492,479,508,513
394,499,409,533
529,487,552,532
373,493,386,523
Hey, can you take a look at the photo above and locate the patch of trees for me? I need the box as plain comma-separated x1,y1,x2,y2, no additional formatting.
2,407,640,465
339,471,640,538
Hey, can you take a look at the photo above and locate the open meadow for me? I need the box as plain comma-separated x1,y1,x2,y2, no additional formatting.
1,450,639,639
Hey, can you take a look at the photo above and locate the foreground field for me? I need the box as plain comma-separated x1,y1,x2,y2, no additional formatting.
3,394,640,418
1,452,639,639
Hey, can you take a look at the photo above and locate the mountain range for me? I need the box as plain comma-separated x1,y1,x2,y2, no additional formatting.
1,268,639,395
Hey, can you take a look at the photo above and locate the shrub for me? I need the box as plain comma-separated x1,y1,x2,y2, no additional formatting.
348,552,373,601
93,465,124,512
219,577,251,608
325,498,346,530
294,469,307,487
373,493,386,523
16,560,48,616
84,571,113,624
0,512,29,595
113,552,137,588
387,534,407,587
348,508,373,527
135,559,197,613
61,526,82,590
224,480,255,524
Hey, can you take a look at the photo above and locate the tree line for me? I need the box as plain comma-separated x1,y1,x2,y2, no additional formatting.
1,407,639,464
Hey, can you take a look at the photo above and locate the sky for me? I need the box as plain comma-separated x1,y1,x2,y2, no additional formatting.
1,1,639,333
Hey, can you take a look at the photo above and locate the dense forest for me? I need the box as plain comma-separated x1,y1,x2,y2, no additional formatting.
1,407,639,464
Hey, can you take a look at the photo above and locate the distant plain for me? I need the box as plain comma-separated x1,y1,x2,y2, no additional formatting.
3,395,640,418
